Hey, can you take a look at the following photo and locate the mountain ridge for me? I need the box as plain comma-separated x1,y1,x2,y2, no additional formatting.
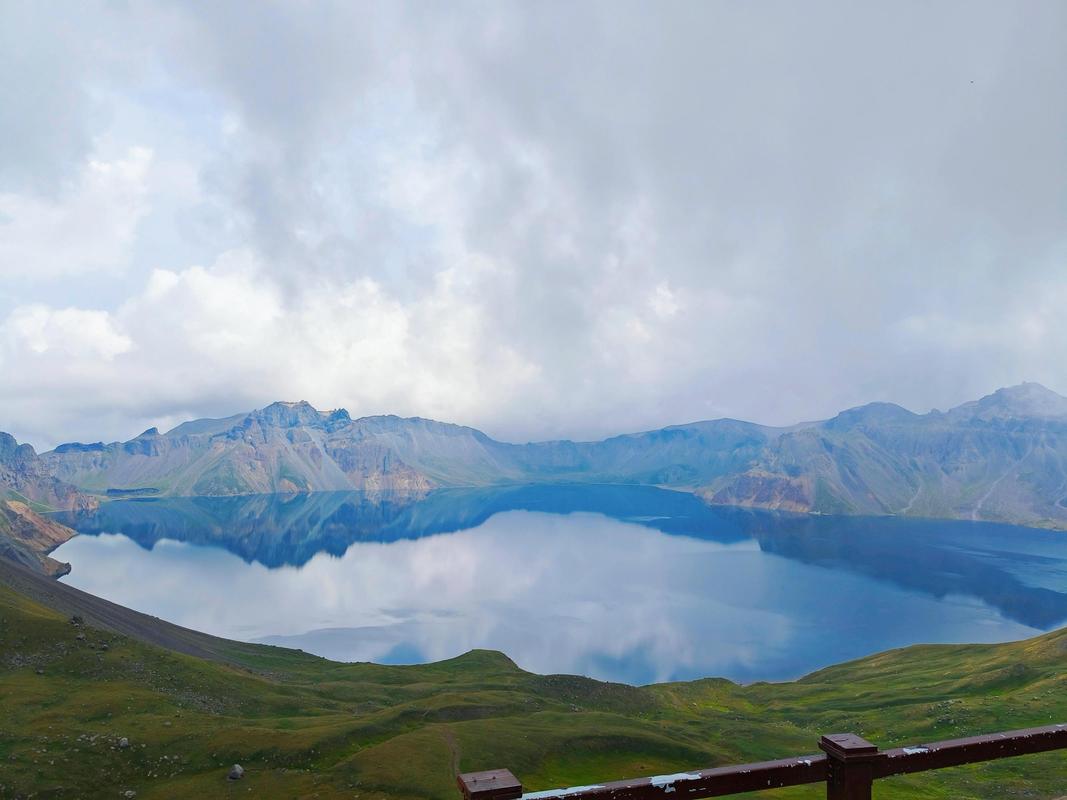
23,382,1067,533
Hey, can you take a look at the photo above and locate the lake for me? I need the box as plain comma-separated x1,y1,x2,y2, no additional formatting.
51,484,1067,685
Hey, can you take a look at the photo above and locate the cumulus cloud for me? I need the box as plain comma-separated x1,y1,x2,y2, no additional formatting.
0,1,1064,448
2,306,131,360
0,148,153,279
0,250,543,447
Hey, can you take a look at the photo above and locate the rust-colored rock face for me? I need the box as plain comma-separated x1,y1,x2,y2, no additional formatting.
0,432,93,576
0,499,78,576
703,470,813,512
0,433,97,512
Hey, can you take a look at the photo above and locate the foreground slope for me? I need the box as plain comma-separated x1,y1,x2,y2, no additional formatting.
1,558,1066,799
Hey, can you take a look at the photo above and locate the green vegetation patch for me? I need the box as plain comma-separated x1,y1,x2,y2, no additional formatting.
1,582,1066,799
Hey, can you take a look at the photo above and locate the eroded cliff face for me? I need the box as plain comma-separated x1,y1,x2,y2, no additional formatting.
0,433,97,576
0,501,77,576
702,470,813,513
0,433,97,512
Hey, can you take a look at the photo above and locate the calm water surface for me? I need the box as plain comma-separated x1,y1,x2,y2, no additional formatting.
52,485,1067,685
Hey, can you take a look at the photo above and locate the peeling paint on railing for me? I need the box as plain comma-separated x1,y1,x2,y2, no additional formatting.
524,785,606,799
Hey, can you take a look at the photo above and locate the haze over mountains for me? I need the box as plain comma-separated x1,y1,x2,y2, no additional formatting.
4,383,1067,575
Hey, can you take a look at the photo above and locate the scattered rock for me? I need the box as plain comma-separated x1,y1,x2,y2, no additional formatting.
101,644,109,651
162,721,171,727
228,764,244,781
69,615,83,626
75,633,86,641
118,737,129,749
34,667,44,675
123,791,136,799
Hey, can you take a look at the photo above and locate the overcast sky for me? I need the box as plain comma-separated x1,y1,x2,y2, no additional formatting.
1,1,1065,448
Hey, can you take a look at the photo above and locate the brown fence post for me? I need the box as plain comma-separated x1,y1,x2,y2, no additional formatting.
457,769,523,800
819,733,886,800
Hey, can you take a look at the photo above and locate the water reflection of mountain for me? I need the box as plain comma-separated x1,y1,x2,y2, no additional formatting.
55,485,1067,630
54,484,753,569
748,513,1067,629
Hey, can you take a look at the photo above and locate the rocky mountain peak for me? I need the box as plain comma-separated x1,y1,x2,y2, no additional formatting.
252,401,327,429
0,431,32,462
949,382,1067,421
325,408,352,431
824,402,917,430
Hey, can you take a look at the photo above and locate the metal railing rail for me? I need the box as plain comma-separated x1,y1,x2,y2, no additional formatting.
457,723,1067,800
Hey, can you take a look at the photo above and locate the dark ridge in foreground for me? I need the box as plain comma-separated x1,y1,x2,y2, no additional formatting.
0,557,313,670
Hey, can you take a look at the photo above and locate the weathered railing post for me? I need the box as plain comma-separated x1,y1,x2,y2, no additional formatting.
457,768,523,800
819,733,886,800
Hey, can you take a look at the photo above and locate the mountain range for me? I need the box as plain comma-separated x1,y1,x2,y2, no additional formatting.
4,382,1067,574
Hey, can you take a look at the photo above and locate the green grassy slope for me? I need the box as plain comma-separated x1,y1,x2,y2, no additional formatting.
2,580,1066,800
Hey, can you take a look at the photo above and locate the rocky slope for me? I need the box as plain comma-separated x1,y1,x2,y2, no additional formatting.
0,433,95,575
33,382,1067,530
702,383,1067,529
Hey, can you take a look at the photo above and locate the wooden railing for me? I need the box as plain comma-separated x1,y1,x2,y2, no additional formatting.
457,724,1067,800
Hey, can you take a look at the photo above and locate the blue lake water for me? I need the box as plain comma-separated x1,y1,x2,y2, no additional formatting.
51,485,1067,685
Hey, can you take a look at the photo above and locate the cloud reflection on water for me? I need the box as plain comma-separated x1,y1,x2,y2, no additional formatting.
56,506,1043,684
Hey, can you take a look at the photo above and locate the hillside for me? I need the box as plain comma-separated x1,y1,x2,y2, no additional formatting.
1,557,1066,799
40,401,781,497
0,433,95,576
703,383,1067,528
33,383,1067,530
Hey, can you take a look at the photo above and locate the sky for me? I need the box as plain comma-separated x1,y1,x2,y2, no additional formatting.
1,1,1065,449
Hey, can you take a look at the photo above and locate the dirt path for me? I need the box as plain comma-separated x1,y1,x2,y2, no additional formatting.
441,727,461,777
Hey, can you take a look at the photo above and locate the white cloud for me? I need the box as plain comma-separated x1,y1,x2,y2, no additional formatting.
0,1,1065,447
1,305,131,360
650,284,679,318
0,148,152,279
0,250,542,447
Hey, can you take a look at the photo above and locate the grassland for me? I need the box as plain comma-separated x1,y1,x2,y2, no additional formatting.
2,577,1067,800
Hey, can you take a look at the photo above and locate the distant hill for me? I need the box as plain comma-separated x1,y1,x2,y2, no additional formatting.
40,400,779,497
702,383,1067,529
32,382,1067,531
